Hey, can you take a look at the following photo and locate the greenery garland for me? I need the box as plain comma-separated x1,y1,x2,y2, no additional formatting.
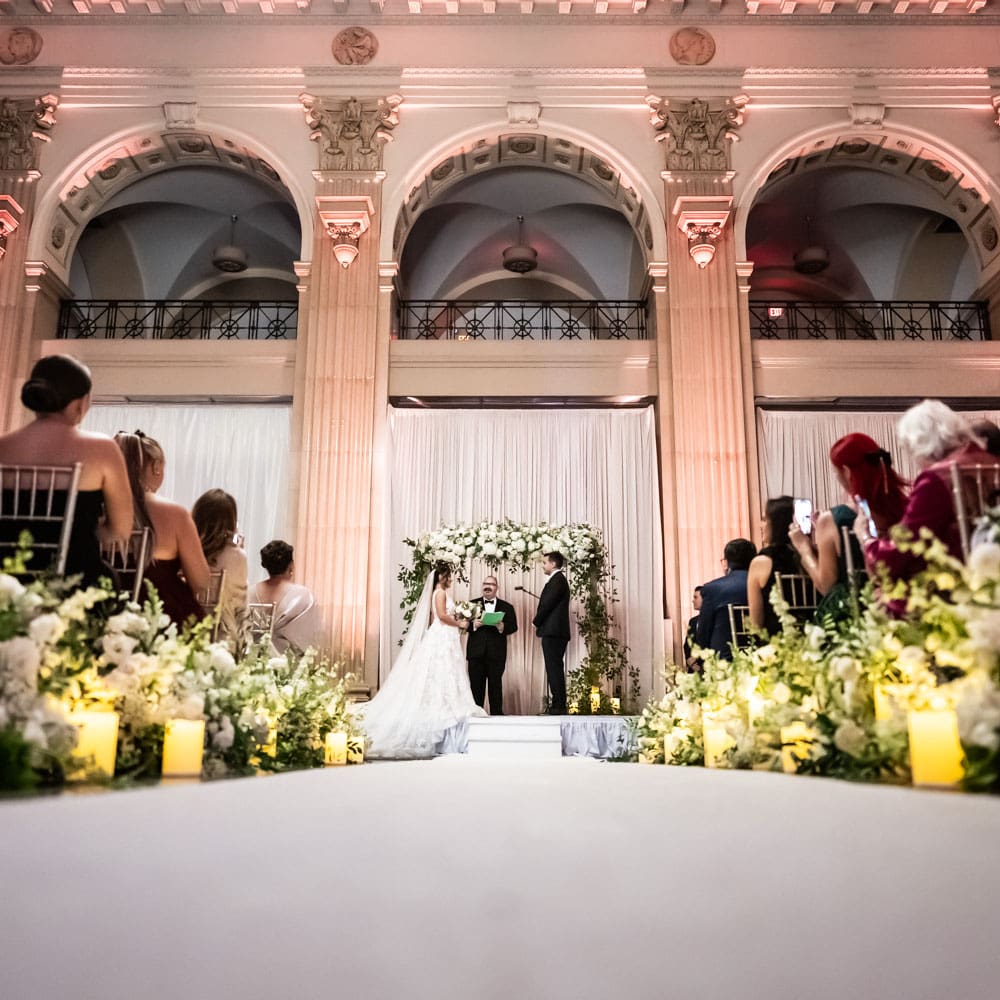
398,519,638,712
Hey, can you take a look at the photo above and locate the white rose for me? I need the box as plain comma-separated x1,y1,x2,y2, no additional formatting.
0,636,41,687
102,633,139,666
482,542,498,557
830,656,860,684
772,682,791,705
0,573,25,601
209,646,237,677
212,716,235,751
833,720,866,757
28,613,65,647
968,542,1000,583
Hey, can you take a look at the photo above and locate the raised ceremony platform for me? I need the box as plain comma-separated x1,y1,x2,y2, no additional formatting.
438,714,634,759
4,761,999,999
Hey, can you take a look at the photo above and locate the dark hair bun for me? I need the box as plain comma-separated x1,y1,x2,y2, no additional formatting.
21,378,62,414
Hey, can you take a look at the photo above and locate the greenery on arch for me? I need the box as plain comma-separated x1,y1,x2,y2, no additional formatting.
398,519,639,713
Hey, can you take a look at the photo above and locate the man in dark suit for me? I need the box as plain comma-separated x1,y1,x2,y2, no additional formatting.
532,551,571,714
695,538,757,661
466,575,518,715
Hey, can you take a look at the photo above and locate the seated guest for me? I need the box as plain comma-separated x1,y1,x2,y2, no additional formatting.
249,539,318,655
683,585,702,667
192,488,248,648
0,355,132,584
861,400,1000,581
790,433,908,616
114,431,209,623
970,418,1000,458
747,497,800,634
695,539,757,660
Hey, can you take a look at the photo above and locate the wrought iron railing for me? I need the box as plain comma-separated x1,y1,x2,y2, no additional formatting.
398,300,648,341
57,300,298,341
749,300,990,342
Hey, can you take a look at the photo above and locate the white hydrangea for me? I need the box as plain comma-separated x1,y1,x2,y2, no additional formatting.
28,613,64,647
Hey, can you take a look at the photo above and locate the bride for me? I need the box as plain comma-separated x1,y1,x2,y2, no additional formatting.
363,565,487,759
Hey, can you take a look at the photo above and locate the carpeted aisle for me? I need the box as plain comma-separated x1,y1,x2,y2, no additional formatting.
3,760,999,1000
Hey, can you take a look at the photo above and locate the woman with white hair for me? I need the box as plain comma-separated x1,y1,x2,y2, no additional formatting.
858,399,1000,580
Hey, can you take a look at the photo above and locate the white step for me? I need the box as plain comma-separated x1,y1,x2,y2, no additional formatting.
466,716,563,759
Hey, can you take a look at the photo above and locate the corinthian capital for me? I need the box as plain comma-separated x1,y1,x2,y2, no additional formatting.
299,93,402,172
645,94,747,172
0,93,58,172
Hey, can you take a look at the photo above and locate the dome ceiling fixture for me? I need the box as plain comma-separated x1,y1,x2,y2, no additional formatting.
501,214,538,274
792,214,830,275
212,214,248,273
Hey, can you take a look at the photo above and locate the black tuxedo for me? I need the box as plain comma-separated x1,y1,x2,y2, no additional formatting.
532,570,571,713
466,595,518,715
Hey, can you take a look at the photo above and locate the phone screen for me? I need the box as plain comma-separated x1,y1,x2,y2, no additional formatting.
856,498,878,538
793,498,813,535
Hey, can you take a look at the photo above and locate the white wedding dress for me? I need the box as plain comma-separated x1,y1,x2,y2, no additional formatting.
362,577,487,759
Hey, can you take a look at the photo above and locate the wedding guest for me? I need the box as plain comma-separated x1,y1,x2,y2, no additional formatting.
695,539,756,660
860,400,1000,581
789,433,908,617
683,585,703,667
0,354,132,584
466,575,518,715
192,488,248,648
532,552,570,714
249,539,318,655
747,497,800,634
970,419,1000,457
114,431,209,623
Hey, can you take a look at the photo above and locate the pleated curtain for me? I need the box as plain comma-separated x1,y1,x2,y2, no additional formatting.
382,406,666,713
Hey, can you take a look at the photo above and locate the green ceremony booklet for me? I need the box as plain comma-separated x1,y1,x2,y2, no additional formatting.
480,611,505,626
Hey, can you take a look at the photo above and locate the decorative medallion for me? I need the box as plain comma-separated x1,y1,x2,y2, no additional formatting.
332,27,378,66
0,27,42,67
668,27,716,67
981,224,998,253
98,159,123,181
508,137,537,155
50,223,65,249
923,160,951,183
430,158,454,182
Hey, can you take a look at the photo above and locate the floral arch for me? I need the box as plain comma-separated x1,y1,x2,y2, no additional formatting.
397,520,638,712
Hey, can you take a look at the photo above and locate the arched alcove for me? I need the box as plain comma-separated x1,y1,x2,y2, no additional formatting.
743,130,999,303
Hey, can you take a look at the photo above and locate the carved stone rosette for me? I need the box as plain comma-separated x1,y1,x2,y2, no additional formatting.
646,94,747,172
0,93,58,172
299,93,402,172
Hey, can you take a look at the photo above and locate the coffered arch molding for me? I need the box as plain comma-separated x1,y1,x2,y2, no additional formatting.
386,122,667,265
29,120,312,282
734,122,1000,276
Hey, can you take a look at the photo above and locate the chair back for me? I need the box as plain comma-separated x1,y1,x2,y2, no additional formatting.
950,461,1000,561
197,570,226,639
775,572,818,621
247,602,275,644
727,603,754,652
99,527,151,603
0,463,82,577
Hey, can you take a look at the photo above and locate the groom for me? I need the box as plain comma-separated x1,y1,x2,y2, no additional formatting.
466,576,517,715
533,551,570,714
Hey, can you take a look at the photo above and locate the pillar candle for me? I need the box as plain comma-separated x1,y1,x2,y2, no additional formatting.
908,707,964,787
162,719,205,778
589,686,601,714
610,697,621,715
325,731,348,766
69,710,119,779
702,715,735,768
780,722,814,774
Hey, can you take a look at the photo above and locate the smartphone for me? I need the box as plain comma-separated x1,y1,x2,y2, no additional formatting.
855,498,878,538
793,498,813,535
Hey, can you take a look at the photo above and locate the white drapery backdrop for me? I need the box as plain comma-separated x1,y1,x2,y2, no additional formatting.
382,407,665,714
84,404,292,580
758,408,1000,512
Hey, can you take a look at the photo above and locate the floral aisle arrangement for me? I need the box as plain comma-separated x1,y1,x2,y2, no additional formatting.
0,554,365,792
399,520,638,711
634,523,1000,793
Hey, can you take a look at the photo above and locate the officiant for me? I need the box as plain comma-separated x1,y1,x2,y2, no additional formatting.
467,575,518,716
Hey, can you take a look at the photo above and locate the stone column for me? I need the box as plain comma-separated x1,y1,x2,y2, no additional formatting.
647,95,755,651
0,94,58,432
291,93,401,678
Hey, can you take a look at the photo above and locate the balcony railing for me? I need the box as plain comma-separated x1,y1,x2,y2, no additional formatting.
750,300,990,342
398,300,648,341
57,300,298,341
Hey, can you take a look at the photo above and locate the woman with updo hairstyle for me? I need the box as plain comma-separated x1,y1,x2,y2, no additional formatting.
747,496,801,634
860,400,1000,581
114,431,209,624
249,539,318,654
789,433,908,617
192,488,247,648
0,354,132,583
